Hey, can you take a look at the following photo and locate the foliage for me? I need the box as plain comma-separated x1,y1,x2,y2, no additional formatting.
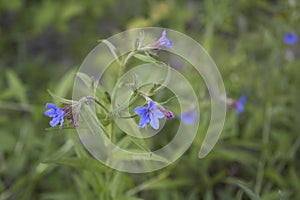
0,0,300,199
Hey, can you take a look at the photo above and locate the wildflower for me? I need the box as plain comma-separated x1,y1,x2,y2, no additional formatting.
44,103,65,129
228,94,247,115
157,29,173,49
146,29,173,50
236,95,246,115
179,111,197,125
283,32,298,45
134,101,165,130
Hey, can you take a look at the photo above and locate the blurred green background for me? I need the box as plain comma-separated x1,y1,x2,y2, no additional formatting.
0,0,299,199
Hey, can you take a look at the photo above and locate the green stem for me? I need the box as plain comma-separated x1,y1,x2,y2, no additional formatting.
254,102,272,195
119,50,136,76
85,96,109,113
106,90,140,118
106,120,115,167
118,114,138,119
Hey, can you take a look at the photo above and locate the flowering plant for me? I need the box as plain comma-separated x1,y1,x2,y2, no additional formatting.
44,28,229,173
45,29,175,131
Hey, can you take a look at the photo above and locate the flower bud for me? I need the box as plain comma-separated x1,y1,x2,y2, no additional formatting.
156,104,174,119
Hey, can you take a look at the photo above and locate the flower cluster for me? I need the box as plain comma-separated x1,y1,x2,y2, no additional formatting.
44,102,79,130
45,30,175,131
44,29,251,133
44,103,65,129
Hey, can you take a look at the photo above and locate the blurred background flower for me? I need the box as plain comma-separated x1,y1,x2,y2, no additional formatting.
283,32,298,45
179,111,197,125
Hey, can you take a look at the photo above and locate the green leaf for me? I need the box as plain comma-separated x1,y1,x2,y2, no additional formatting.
134,53,160,63
111,149,170,164
43,157,107,172
128,135,150,152
213,145,259,165
60,3,83,21
147,65,171,95
101,39,121,64
54,68,76,98
76,72,110,103
76,72,94,91
1,70,28,103
0,131,16,151
224,178,260,200
126,172,189,196
47,89,74,104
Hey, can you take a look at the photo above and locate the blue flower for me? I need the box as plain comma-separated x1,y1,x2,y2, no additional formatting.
44,103,65,129
283,32,298,45
157,29,173,49
134,101,165,130
236,95,246,115
146,29,173,50
179,111,197,125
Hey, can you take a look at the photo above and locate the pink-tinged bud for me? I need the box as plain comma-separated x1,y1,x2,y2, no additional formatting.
227,98,237,108
62,103,80,127
66,114,72,120
156,103,174,119
62,104,73,113
72,111,79,127
72,119,79,127
163,110,174,119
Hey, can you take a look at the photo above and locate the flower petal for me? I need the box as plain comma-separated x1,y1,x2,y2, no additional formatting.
149,113,160,130
57,109,64,116
237,103,244,115
236,94,246,115
158,29,173,49
139,114,150,128
162,29,166,37
134,106,147,115
239,95,247,104
59,118,64,130
50,117,60,127
45,103,57,109
44,109,56,117
148,101,155,109
152,109,165,119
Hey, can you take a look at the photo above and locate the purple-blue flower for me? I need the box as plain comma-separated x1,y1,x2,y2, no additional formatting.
146,29,173,50
134,101,165,130
157,29,173,49
236,95,246,115
283,32,298,45
44,103,65,129
179,111,197,125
